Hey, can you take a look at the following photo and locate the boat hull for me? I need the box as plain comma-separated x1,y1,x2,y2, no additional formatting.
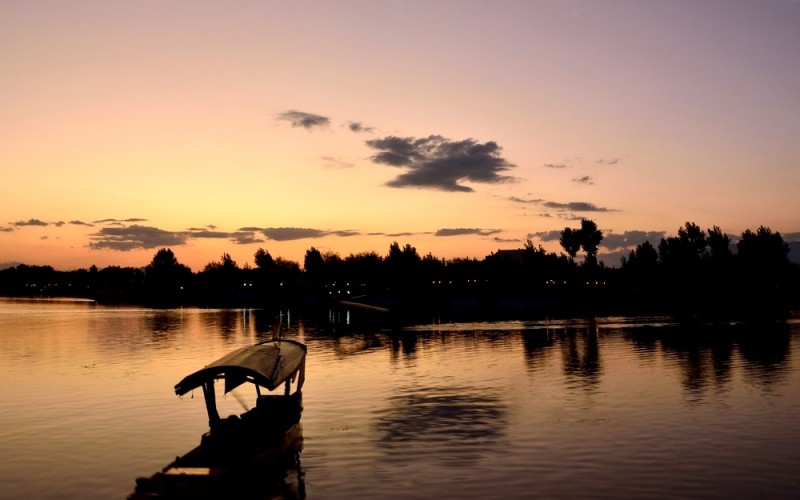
129,423,303,499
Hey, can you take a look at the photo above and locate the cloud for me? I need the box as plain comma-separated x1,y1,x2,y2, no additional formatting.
601,230,666,250
509,196,543,204
322,156,355,169
330,230,361,237
186,229,231,239
573,176,594,185
185,227,266,245
511,197,611,212
597,249,630,268
526,228,671,265
493,236,521,243
527,230,562,242
511,198,615,214
257,227,362,241
544,163,568,169
278,110,330,130
89,225,188,251
366,135,515,192
348,121,374,133
387,232,416,237
597,157,620,165
789,241,800,264
70,220,94,227
12,219,48,227
231,231,265,245
262,227,329,241
435,228,501,237
0,227,13,232
542,201,612,212
782,231,800,242
92,218,148,224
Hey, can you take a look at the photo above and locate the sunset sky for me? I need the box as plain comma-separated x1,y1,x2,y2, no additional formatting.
2,1,799,272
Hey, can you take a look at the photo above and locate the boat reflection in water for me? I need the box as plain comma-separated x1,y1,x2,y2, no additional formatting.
129,337,307,499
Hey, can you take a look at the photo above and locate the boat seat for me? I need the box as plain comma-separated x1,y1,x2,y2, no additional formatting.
256,395,292,413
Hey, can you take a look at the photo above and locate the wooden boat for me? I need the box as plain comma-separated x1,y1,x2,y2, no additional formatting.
129,338,307,499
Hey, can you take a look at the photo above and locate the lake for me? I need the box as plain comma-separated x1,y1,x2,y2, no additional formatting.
0,297,798,499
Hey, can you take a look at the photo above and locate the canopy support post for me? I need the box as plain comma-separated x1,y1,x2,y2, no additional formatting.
202,381,221,429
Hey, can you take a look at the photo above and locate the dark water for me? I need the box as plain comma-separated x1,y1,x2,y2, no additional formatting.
1,298,798,499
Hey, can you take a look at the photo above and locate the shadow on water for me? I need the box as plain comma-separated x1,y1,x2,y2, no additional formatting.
144,310,185,338
521,323,603,391
516,316,794,401
521,328,556,373
372,385,508,467
624,320,792,399
168,438,307,500
229,444,307,500
558,324,602,389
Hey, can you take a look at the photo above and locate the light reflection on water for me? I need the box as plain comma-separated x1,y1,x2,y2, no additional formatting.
0,298,799,499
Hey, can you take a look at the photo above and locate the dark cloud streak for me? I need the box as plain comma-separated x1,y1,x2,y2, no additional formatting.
12,219,48,227
278,110,330,130
542,201,611,212
89,225,188,251
366,135,515,192
435,228,501,237
348,121,374,133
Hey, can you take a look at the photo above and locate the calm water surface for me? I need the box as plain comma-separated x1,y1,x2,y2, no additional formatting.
1,298,798,499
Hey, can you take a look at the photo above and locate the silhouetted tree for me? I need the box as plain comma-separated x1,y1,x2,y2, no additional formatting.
343,251,385,296
704,226,734,291
303,247,324,278
252,247,279,298
560,228,581,261
385,242,423,302
737,226,790,294
274,257,301,290
254,247,275,271
579,219,603,267
679,222,708,258
737,226,789,266
621,240,660,287
707,226,732,260
523,241,575,292
657,222,711,293
97,265,146,303
199,253,243,305
560,219,603,266
144,248,192,306
658,222,708,269
1,220,796,315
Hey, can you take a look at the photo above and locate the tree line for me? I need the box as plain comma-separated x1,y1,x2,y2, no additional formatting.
1,220,797,316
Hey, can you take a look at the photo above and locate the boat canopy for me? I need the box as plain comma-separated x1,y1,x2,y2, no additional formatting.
174,340,307,396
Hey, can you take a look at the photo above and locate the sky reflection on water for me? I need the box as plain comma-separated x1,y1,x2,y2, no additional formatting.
0,299,798,499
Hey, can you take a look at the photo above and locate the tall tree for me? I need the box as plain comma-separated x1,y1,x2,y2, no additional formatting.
303,247,324,277
254,247,275,271
678,221,708,259
560,219,603,266
144,248,192,305
579,219,603,266
737,226,790,274
707,226,732,260
560,228,581,261
658,221,707,268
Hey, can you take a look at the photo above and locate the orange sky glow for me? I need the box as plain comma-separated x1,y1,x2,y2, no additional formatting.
2,1,799,272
